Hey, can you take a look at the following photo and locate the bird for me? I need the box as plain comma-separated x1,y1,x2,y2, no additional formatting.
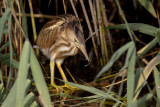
35,14,90,92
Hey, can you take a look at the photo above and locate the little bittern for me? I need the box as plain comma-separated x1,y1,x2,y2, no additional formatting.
35,14,90,92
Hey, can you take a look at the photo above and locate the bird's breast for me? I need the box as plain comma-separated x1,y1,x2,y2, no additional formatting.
49,41,78,63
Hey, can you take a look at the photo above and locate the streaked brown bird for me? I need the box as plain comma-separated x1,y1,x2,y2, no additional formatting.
35,14,90,92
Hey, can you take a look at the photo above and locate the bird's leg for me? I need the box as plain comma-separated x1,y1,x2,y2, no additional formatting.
56,62,68,82
50,61,63,93
50,61,55,85
56,63,77,91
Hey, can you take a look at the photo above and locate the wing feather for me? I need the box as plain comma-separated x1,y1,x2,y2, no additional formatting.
36,14,81,49
36,19,64,48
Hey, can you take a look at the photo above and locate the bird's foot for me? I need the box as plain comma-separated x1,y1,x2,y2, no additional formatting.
61,83,78,94
51,83,64,94
50,83,78,94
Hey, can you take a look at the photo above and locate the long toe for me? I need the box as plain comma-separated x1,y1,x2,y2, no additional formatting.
62,83,78,94
51,83,64,94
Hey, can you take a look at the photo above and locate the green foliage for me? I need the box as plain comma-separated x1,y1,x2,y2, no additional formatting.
0,9,10,43
0,0,160,106
94,0,160,106
1,41,52,107
107,23,160,37
138,0,157,18
95,41,134,80
127,44,136,106
154,67,160,106
0,1,52,106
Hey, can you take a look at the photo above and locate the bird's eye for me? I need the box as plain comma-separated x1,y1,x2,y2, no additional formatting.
74,39,78,43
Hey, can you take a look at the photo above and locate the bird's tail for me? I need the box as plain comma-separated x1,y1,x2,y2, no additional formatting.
33,45,39,49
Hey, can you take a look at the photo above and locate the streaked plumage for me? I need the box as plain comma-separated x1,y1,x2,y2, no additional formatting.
35,14,90,92
36,14,89,64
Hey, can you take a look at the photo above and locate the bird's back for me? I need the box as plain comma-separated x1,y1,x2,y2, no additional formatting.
36,14,81,49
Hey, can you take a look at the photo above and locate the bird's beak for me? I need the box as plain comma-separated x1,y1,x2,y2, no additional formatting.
79,45,90,62
80,46,91,67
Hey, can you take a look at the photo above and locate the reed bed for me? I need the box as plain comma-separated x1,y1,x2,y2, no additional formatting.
0,0,160,106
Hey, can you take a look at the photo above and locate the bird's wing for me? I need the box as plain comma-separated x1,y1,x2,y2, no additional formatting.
36,19,64,49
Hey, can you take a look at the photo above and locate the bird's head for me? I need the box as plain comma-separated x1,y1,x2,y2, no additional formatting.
67,25,90,63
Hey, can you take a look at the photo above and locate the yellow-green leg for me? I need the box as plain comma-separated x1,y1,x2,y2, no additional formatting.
50,61,63,93
50,61,55,85
56,63,78,91
56,63,68,82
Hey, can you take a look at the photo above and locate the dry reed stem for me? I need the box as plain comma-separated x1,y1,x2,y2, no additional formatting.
28,0,39,55
99,0,109,63
70,0,83,32
28,0,37,41
63,0,67,14
14,0,23,57
100,0,112,41
88,0,100,44
16,1,23,56
80,0,99,59
10,7,25,39
100,0,113,53
15,13,55,19
96,0,107,63
104,78,127,88
15,0,21,56
13,23,18,51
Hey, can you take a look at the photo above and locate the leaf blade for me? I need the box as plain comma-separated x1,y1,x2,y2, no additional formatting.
138,0,157,18
95,41,134,80
16,41,30,107
30,48,52,107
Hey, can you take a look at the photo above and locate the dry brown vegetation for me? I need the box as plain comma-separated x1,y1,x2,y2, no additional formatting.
1,0,160,106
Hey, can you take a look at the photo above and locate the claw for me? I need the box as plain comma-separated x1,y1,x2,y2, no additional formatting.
62,83,78,94
51,83,64,94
